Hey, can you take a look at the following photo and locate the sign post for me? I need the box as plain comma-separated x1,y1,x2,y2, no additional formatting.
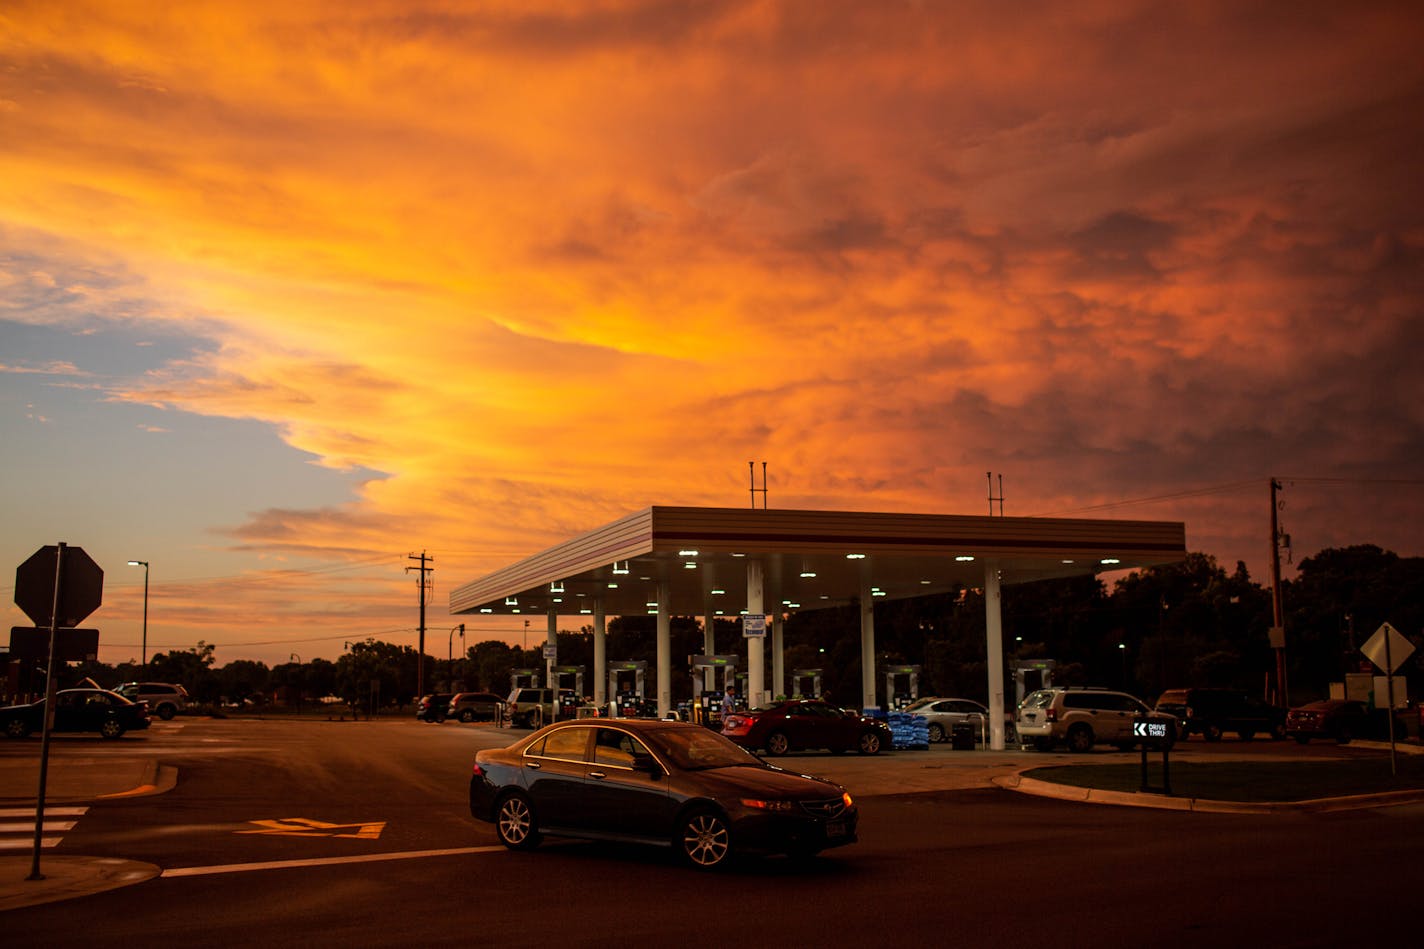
12,543,104,881
1361,622,1415,777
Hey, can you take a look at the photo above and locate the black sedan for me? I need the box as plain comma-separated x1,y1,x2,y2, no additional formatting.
468,719,857,869
1,687,152,739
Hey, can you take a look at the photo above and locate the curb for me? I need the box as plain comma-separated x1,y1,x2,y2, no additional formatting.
993,773,1424,813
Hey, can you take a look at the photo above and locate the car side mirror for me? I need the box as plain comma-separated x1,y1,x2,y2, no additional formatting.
631,752,661,776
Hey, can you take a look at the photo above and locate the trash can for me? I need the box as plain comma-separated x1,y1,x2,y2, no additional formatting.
951,721,975,751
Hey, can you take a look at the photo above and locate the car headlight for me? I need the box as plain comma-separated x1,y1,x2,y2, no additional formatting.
740,798,795,811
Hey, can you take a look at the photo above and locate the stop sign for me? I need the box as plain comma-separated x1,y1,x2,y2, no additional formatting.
14,544,104,628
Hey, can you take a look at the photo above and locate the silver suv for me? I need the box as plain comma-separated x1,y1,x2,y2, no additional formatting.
505,687,576,729
1016,687,1178,753
115,681,190,720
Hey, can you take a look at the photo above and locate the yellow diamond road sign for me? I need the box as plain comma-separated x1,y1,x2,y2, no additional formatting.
238,817,385,839
1361,622,1415,674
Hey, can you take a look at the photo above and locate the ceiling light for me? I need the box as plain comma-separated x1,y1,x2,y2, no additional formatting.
800,571,817,578
479,608,493,614
1101,558,1121,565
607,582,619,589
956,555,975,562
711,588,726,595
678,549,699,557
684,562,697,569
612,561,630,575
846,553,866,560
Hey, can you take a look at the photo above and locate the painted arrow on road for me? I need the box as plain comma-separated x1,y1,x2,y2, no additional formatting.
238,817,385,839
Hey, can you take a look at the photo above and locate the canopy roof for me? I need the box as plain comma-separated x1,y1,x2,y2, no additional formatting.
450,506,1186,619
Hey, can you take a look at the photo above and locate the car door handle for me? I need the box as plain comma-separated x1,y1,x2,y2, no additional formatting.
527,762,541,770
589,771,607,780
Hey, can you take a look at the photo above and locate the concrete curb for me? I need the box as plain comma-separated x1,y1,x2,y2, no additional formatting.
993,772,1424,813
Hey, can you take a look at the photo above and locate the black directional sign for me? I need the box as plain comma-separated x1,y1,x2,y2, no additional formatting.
13,544,104,628
8,627,100,662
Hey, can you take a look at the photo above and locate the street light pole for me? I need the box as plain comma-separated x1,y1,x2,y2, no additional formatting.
127,560,149,667
449,623,464,687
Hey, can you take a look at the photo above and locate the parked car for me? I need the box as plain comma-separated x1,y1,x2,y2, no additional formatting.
721,699,893,756
415,692,454,723
1016,687,1179,753
505,687,577,729
469,718,857,869
114,681,190,720
447,691,505,723
1155,687,1287,741
1285,699,1409,744
902,696,1017,744
2,688,152,739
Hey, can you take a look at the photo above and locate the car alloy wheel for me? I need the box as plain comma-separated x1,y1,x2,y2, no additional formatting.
765,731,790,756
461,710,475,723
158,705,176,721
5,719,29,739
1066,724,1094,753
1203,724,1223,742
927,723,945,743
857,730,882,755
99,718,125,739
495,793,541,850
678,809,730,869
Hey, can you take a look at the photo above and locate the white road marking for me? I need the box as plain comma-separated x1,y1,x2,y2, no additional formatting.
0,805,88,851
0,821,76,833
161,845,507,878
0,837,63,850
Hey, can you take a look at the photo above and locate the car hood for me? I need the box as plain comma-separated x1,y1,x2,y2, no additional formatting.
692,764,845,799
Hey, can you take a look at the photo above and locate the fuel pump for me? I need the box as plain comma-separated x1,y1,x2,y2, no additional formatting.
607,661,647,718
690,654,739,726
792,668,823,700
884,665,922,710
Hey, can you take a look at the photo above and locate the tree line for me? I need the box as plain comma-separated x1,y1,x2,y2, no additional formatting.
31,543,1424,711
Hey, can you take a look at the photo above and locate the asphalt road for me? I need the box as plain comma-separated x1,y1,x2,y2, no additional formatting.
3,718,1421,947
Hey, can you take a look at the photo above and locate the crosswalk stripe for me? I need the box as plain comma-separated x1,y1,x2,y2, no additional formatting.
0,837,63,850
0,821,77,833
0,807,88,818
0,805,88,851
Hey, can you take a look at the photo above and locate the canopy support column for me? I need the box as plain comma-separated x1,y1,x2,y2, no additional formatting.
656,578,671,719
860,562,876,712
984,561,1007,750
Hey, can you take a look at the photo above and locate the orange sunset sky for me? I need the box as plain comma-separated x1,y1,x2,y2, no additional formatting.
2,1,1422,667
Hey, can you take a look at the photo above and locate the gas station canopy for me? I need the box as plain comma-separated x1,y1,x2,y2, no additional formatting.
449,506,1187,618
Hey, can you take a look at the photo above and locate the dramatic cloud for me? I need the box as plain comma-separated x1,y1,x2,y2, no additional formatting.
1,0,1421,663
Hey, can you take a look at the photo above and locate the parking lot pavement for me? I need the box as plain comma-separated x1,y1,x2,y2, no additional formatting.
1,722,1419,911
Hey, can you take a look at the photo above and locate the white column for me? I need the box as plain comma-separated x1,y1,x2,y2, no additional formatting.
984,561,1006,750
703,610,716,693
747,560,765,707
860,562,876,712
656,578,671,719
593,599,607,706
771,614,785,700
546,608,558,717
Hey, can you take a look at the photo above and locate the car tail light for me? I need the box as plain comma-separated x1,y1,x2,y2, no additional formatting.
471,763,484,778
1045,708,1057,722
1185,707,1195,718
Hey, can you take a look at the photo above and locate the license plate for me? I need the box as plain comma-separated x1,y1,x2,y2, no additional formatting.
826,821,847,838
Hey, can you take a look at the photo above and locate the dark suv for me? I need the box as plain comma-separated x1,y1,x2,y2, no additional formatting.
415,693,454,723
1155,688,1286,741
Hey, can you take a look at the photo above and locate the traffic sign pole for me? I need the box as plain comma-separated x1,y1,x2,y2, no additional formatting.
28,542,66,882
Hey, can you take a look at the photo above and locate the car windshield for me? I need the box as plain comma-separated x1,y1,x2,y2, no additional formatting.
647,726,764,771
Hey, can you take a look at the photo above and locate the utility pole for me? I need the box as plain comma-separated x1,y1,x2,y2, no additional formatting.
407,551,434,699
1269,479,1288,706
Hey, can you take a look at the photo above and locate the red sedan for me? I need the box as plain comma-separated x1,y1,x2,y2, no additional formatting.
722,699,893,756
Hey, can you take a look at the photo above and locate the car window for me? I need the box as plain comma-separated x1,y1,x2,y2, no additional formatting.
649,726,761,770
1021,691,1053,709
593,728,649,767
85,693,113,707
529,727,590,763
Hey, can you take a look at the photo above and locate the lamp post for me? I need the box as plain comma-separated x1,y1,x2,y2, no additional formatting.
127,560,149,667
449,623,465,688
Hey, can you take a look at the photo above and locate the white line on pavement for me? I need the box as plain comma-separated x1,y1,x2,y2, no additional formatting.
161,845,507,878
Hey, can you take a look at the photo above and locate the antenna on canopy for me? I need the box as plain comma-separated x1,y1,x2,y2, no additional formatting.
749,461,768,510
987,472,1004,516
